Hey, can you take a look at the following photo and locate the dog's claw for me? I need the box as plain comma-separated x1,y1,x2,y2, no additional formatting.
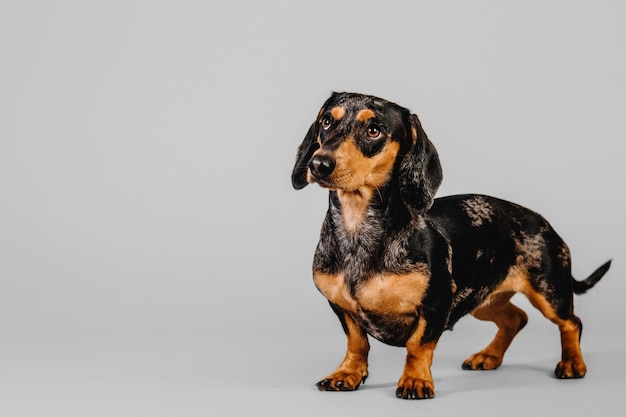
396,380,435,400
462,353,502,371
555,360,586,379
397,387,429,400
316,378,348,391
316,379,331,389
316,370,367,392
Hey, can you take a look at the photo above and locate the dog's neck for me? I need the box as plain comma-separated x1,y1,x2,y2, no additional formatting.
330,184,414,229
334,188,376,233
322,187,424,285
328,185,415,248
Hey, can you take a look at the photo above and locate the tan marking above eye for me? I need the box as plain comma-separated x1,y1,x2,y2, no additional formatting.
356,109,375,122
330,106,346,120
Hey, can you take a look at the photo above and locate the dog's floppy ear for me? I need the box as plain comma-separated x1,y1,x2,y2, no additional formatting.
291,122,319,189
398,114,443,214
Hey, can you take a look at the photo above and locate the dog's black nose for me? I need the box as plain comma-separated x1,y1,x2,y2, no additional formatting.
308,155,336,179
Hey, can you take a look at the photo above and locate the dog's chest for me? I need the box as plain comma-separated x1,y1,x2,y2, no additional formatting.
313,270,429,345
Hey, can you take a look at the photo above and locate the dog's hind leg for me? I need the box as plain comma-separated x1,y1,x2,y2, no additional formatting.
462,292,528,371
524,286,586,378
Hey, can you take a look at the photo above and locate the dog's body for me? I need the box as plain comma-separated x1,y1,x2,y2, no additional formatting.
292,92,611,399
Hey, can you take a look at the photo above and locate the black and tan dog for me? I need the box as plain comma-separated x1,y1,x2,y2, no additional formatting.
291,92,611,399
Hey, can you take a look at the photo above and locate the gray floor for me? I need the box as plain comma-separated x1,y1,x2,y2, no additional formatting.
2,300,623,417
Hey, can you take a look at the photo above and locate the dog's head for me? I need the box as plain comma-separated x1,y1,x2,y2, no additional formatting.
292,92,443,214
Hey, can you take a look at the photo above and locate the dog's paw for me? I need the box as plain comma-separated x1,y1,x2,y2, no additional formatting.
316,370,368,392
461,352,503,370
555,359,586,379
395,376,435,400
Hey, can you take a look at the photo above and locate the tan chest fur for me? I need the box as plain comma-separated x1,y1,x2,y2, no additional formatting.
313,270,430,316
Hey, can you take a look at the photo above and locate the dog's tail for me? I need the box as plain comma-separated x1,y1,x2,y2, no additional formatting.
572,260,612,294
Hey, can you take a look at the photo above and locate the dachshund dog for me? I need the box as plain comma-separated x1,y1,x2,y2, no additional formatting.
291,92,611,399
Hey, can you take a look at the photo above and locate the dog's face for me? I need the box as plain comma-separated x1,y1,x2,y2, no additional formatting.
303,93,410,192
292,92,443,214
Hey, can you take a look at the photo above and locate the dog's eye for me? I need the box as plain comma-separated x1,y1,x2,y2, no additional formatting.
321,115,332,130
367,124,383,139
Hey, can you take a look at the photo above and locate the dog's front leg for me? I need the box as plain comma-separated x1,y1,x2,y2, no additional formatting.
396,314,440,399
316,302,369,391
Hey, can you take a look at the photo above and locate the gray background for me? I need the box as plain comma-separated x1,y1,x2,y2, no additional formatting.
1,1,624,416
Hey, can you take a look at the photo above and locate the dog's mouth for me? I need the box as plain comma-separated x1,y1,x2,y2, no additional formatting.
309,171,365,193
308,171,336,190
